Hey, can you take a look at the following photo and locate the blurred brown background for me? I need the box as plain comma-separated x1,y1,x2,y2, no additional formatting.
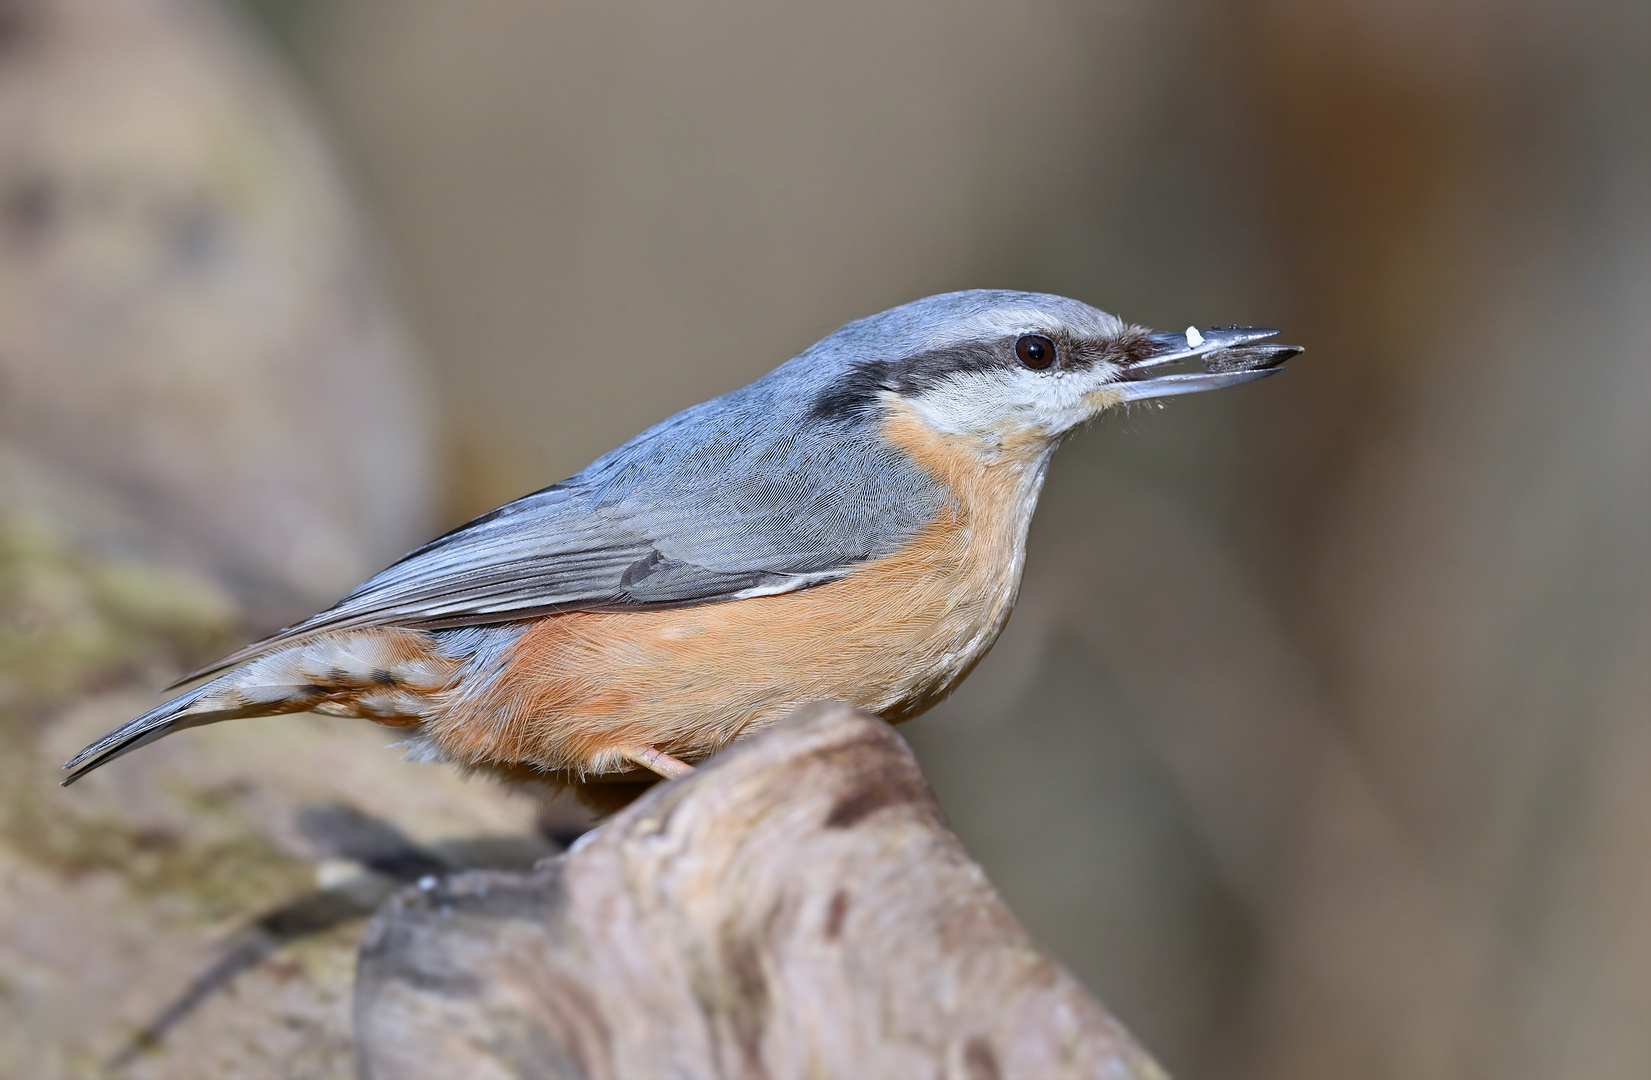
1,0,1645,1076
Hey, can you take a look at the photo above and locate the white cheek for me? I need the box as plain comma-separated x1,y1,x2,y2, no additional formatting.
905,368,1119,439
1022,370,1102,432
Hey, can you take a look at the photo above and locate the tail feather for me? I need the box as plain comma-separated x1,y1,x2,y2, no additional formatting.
61,627,470,786
60,683,269,786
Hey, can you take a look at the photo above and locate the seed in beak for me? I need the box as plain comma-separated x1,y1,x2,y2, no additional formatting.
1202,343,1306,373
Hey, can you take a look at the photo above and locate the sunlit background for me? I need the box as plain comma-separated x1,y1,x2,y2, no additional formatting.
1,0,1645,1076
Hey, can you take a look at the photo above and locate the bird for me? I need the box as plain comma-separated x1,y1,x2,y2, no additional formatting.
62,290,1301,796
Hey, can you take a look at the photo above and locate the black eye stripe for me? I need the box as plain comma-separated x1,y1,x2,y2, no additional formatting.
812,333,1082,421
1015,334,1056,370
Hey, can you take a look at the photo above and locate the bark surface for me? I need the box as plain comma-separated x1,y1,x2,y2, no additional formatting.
356,702,1165,1080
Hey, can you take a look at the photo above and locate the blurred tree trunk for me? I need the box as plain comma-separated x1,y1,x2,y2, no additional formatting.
0,0,435,615
0,2,514,1077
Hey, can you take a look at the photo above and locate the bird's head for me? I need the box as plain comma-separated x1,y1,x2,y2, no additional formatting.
806,290,1302,459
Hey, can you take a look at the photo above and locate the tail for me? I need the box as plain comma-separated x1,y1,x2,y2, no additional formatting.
60,627,470,786
60,681,278,786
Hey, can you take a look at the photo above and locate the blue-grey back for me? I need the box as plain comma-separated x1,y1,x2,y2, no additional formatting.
200,290,1107,665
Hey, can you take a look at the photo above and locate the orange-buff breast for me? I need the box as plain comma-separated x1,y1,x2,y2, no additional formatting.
427,401,1048,777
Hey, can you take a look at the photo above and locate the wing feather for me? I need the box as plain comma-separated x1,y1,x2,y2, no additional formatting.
182,376,947,682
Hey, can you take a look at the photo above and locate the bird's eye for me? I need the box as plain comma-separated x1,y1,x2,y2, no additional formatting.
1014,334,1056,370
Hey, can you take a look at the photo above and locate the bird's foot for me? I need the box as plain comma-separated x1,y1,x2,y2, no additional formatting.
623,746,695,780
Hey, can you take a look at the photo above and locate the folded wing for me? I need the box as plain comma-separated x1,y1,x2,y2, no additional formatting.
188,383,946,680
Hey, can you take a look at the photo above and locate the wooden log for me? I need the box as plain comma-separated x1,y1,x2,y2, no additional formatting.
355,702,1167,1080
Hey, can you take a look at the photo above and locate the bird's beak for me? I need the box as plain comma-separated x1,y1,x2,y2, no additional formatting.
1112,326,1304,401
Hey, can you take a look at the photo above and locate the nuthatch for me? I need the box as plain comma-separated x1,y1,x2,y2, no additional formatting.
63,291,1300,791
